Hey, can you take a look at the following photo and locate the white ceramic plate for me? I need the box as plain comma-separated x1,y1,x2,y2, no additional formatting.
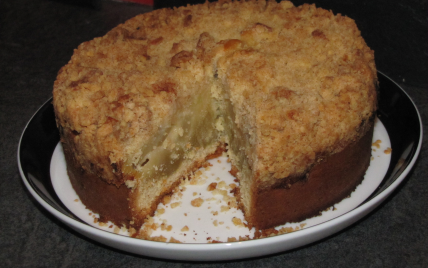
18,72,423,260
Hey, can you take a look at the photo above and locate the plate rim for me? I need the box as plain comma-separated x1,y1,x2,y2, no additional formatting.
17,71,423,260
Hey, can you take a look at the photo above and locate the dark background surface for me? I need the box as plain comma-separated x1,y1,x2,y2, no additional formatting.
1,0,427,266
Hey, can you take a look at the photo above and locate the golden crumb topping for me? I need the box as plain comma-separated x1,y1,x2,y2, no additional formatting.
54,0,376,191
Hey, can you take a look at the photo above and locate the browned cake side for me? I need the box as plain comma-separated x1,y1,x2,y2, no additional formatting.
247,119,374,230
64,140,133,227
64,125,228,230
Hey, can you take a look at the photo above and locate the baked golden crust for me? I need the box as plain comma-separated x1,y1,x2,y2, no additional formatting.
53,0,377,230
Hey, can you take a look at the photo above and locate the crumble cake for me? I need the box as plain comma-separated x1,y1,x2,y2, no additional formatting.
53,0,377,231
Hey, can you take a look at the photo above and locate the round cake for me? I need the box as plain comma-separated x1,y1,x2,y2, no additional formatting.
53,0,377,232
